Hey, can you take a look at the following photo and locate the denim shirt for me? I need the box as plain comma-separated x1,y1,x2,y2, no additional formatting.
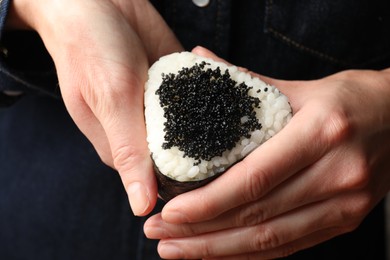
155,0,390,77
0,1,388,259
1,0,390,104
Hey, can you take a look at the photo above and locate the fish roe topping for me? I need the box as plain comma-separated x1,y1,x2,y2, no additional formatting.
156,62,261,162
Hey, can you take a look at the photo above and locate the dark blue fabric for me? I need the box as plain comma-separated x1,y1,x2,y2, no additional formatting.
0,0,11,40
264,0,390,68
0,0,389,259
0,95,163,260
157,0,390,79
0,31,59,97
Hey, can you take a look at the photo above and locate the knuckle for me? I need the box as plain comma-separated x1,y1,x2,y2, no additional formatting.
197,240,213,258
321,109,352,147
237,203,265,227
180,223,198,236
336,153,370,192
347,193,373,218
242,161,271,203
336,193,372,227
251,225,280,251
112,144,143,173
346,162,370,191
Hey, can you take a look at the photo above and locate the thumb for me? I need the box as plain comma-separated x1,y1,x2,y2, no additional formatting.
191,46,304,112
191,46,280,85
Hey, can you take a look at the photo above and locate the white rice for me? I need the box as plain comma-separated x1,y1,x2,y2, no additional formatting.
145,52,291,182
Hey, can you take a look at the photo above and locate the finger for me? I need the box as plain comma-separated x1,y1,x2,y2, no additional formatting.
191,46,301,97
60,90,113,165
203,227,345,260
93,40,157,219
161,105,330,223
157,198,352,259
54,11,158,216
191,46,255,76
93,67,158,217
145,150,355,238
145,212,222,239
61,55,158,217
191,46,229,63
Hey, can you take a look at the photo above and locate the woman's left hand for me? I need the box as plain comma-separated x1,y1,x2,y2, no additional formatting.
144,47,390,259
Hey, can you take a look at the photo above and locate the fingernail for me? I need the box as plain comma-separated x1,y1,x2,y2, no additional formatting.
158,242,183,259
127,182,150,216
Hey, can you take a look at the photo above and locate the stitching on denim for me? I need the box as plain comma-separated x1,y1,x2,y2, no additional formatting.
265,0,349,67
267,28,349,66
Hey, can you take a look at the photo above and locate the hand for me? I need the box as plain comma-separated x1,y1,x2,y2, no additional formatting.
144,47,390,259
9,0,183,216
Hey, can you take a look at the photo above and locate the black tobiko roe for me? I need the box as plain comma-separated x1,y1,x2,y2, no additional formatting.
154,62,262,201
157,62,261,162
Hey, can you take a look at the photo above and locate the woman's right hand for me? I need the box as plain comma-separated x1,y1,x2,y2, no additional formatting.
145,47,390,259
8,0,183,216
